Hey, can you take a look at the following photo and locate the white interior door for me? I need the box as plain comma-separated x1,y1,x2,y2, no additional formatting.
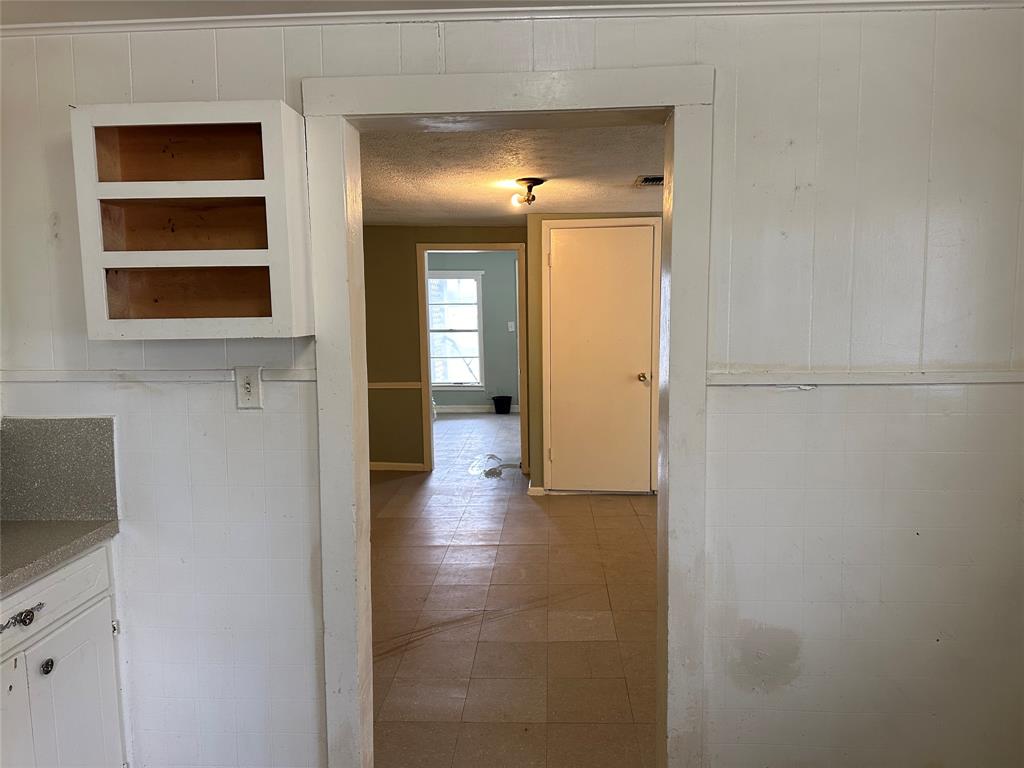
544,220,659,492
25,598,122,768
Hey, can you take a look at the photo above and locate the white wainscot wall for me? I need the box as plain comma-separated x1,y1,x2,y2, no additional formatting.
705,383,1024,767
1,380,324,768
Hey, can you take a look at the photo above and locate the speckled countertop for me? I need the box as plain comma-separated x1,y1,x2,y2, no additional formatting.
1,417,120,596
0,519,119,595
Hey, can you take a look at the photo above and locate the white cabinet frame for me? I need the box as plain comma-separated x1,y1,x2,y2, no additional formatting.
302,65,714,767
70,100,313,340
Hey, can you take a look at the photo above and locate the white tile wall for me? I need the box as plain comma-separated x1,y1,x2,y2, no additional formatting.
2,380,324,768
706,384,1023,766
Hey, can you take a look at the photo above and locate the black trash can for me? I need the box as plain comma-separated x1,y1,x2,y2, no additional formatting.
492,395,512,414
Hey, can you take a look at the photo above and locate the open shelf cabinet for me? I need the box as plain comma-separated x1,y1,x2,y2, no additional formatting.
71,101,312,340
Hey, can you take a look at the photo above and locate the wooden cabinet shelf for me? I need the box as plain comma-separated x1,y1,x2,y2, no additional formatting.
94,123,264,182
106,266,272,319
72,101,311,340
100,197,268,251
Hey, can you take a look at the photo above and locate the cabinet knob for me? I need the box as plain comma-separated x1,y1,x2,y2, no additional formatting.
40,658,54,676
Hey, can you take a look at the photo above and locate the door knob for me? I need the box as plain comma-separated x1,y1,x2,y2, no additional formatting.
637,372,648,382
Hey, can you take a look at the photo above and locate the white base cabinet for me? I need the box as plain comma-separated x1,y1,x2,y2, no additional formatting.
25,598,123,767
2,654,35,768
0,548,124,768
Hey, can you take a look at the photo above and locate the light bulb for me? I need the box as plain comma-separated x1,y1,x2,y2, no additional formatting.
510,193,524,207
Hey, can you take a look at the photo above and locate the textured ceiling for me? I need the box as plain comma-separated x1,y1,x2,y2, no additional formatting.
360,124,665,226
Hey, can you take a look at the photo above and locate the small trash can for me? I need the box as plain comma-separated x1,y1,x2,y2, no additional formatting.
492,395,512,414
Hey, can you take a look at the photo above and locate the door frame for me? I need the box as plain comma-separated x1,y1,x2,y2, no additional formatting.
541,217,662,492
416,242,530,474
303,66,714,768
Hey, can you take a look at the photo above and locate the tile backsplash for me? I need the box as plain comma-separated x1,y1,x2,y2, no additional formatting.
1,380,324,767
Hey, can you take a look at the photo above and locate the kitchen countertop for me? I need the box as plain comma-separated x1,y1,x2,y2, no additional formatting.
0,519,120,595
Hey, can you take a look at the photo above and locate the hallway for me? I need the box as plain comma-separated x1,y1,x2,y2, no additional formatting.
370,414,657,767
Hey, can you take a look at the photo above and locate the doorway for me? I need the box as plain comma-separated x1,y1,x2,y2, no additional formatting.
417,244,530,476
303,66,714,768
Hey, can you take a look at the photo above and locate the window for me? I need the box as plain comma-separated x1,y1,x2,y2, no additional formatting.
427,270,484,387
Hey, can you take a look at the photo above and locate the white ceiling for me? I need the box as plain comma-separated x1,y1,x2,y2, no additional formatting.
360,123,665,226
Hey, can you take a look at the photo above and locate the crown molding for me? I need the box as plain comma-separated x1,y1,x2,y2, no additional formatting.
2,0,1021,37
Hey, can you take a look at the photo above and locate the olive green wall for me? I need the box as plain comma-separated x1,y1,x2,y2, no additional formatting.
367,389,424,464
363,225,527,466
525,213,660,487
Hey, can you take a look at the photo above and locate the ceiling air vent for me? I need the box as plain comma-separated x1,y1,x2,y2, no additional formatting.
633,174,664,188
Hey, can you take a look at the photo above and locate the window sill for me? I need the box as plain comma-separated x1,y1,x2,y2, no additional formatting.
432,385,485,391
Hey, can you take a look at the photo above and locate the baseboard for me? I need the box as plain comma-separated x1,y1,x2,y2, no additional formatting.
434,404,520,414
526,482,546,496
369,461,427,471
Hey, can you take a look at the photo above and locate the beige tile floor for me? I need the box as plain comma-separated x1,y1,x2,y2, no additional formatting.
371,414,658,768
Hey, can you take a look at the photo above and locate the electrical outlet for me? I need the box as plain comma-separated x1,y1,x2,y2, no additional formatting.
235,367,263,409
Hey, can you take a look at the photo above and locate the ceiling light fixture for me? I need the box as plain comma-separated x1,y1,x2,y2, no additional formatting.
510,177,546,207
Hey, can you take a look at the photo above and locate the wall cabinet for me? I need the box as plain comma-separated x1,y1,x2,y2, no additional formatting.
70,101,313,340
0,549,123,768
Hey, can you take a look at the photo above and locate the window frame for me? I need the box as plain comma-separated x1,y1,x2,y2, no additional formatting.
426,269,485,390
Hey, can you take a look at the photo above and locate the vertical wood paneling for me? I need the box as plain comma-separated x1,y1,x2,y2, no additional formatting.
129,30,217,101
725,16,819,369
36,35,88,370
923,10,1023,369
594,18,634,69
809,15,861,370
634,17,697,67
216,27,285,100
442,20,533,73
284,26,323,111
1,37,53,369
70,32,144,369
696,18,739,371
849,13,934,368
532,19,595,71
72,33,131,104
400,22,442,74
322,23,400,76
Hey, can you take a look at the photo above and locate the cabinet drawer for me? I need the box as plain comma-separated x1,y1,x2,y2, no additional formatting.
1,548,110,657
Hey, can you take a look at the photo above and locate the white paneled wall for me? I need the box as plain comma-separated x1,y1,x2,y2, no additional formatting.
2,11,1022,374
1,380,323,768
706,384,1023,766
1,8,1023,767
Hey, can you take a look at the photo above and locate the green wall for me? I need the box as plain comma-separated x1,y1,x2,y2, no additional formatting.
428,250,519,408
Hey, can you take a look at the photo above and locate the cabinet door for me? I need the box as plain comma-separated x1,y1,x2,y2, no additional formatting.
25,598,123,767
2,653,36,768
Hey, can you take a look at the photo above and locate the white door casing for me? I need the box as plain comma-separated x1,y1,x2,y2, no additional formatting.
302,67,714,767
543,218,662,492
